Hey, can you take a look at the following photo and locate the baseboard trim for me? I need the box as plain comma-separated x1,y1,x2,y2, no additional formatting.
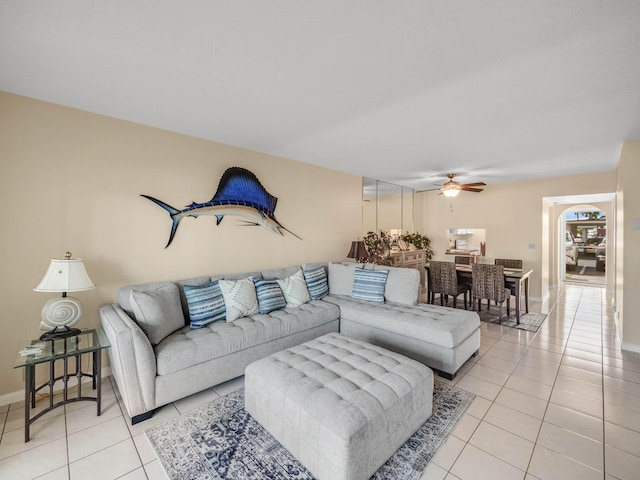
0,367,112,408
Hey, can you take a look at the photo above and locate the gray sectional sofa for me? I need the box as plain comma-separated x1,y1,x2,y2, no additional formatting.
100,262,480,424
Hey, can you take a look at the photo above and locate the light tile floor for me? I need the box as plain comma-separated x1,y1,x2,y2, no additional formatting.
2,285,640,479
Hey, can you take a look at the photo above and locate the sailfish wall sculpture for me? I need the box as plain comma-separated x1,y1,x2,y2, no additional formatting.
142,167,302,247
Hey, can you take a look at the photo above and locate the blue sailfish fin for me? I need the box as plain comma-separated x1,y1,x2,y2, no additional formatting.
211,167,278,215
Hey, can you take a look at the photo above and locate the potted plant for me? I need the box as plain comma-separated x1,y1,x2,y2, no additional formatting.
401,232,434,262
363,231,393,265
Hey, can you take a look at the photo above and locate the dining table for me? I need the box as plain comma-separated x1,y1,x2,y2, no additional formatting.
426,263,533,324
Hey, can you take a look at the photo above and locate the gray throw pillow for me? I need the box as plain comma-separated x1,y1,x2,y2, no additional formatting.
328,262,361,296
129,283,185,345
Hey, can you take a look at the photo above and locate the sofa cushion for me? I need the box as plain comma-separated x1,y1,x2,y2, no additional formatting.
374,264,421,306
219,277,259,322
220,271,262,281
351,267,389,302
129,283,184,345
328,262,361,296
261,266,302,280
253,278,287,314
324,295,480,349
118,276,211,323
303,264,329,300
184,280,226,329
276,269,311,307
154,300,341,375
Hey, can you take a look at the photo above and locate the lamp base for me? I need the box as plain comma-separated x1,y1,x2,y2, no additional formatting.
39,327,82,341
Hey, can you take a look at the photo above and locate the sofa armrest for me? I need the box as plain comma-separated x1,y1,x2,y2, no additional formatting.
100,304,157,419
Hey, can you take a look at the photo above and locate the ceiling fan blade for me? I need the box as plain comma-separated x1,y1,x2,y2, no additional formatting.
461,182,486,187
416,188,442,192
461,187,484,192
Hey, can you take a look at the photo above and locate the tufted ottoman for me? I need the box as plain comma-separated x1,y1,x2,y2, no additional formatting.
244,332,434,480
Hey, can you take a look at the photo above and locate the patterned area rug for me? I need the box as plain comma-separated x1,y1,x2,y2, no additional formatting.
146,382,474,480
477,310,547,332
437,297,547,332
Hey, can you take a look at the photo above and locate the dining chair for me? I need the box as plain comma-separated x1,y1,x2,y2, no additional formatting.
429,261,468,309
454,256,473,293
495,258,523,307
471,263,511,320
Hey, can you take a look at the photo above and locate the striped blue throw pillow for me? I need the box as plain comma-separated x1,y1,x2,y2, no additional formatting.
184,280,226,329
253,278,287,314
303,265,329,300
351,268,388,303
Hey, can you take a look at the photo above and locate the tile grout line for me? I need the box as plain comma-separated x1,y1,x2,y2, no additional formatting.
511,283,570,477
531,285,581,473
601,288,607,479
110,376,153,479
64,403,71,480
531,286,608,477
444,290,562,477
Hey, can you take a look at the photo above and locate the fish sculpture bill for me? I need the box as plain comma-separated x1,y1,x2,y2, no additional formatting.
142,167,302,248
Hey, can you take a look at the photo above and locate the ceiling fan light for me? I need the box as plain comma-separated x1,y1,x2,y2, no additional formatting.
442,185,461,197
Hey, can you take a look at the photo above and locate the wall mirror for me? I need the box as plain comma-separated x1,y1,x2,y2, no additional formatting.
362,178,414,237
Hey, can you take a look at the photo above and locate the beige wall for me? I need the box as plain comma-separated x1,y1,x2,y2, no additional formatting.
0,92,362,398
617,141,640,350
419,172,617,302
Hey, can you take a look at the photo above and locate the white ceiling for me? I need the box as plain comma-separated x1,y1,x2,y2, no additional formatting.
2,1,639,190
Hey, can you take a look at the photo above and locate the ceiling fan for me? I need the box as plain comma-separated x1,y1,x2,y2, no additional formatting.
434,174,486,197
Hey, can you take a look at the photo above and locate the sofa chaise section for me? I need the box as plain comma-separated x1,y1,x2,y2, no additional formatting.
325,295,480,379
324,263,481,379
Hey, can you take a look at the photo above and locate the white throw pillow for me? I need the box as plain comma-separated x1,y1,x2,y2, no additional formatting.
276,269,311,307
219,277,259,322
129,283,184,345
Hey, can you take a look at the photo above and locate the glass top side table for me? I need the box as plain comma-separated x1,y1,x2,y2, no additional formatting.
14,327,111,442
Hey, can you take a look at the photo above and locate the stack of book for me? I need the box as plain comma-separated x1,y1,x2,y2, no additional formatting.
19,343,45,357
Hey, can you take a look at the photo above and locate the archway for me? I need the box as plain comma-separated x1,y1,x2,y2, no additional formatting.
562,205,606,286
543,193,615,296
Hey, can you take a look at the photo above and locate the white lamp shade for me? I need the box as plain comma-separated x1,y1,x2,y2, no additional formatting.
34,258,96,293
442,185,461,197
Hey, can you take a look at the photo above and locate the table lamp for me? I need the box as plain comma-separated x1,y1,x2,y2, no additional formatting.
347,240,369,262
34,252,96,341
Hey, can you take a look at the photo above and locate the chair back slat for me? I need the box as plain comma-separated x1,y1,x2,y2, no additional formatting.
430,261,458,296
495,258,523,269
472,263,507,303
454,256,470,265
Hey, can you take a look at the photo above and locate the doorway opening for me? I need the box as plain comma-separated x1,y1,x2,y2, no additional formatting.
563,208,606,286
